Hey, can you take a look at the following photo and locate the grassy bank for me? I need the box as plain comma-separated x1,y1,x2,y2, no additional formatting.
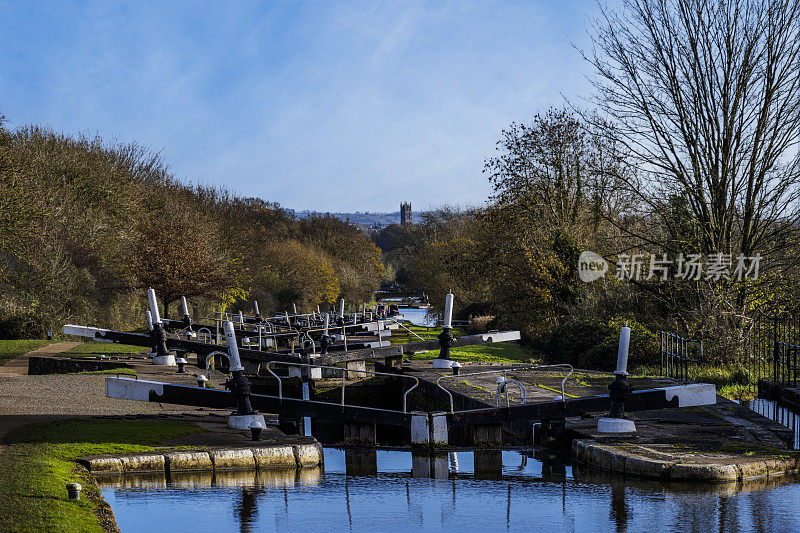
389,324,462,344
0,418,205,532
632,364,755,401
410,343,539,364
63,342,146,358
391,324,539,363
0,339,53,365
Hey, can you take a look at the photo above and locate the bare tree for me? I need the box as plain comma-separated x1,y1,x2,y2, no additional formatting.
586,0,800,260
585,0,800,317
485,108,633,235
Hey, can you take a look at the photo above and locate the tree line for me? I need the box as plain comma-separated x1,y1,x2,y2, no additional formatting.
0,123,383,337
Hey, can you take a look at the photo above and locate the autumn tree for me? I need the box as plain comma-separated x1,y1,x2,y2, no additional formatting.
299,215,384,304
133,203,230,315
0,119,385,334
257,239,340,311
399,208,492,322
480,109,631,339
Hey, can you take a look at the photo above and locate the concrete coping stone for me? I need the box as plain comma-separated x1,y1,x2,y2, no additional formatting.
293,443,324,467
81,442,324,474
164,451,213,472
120,454,165,473
572,440,800,483
209,448,256,471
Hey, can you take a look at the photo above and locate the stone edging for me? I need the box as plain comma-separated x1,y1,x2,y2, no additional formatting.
572,440,800,482
79,443,323,475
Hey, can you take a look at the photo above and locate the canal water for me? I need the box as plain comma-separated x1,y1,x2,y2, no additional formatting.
102,447,800,532
397,306,435,327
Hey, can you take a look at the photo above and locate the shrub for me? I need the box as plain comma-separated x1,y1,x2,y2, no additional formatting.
549,316,659,371
0,311,47,339
465,315,494,335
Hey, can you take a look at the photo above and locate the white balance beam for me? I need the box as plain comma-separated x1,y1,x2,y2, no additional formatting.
62,325,114,342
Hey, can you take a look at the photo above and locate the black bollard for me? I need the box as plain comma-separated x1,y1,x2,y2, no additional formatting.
437,328,455,360
66,483,82,500
320,335,330,355
608,373,632,418
598,324,636,433
226,370,255,416
433,293,456,368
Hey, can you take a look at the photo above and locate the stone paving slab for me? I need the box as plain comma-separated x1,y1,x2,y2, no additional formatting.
567,398,799,482
406,361,670,405
0,354,286,446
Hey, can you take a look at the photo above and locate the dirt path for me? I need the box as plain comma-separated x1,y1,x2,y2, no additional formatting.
0,355,231,444
0,341,82,376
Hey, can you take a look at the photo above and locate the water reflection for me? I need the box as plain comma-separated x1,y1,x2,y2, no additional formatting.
236,487,262,533
344,448,377,476
745,398,800,449
101,448,800,532
473,449,503,480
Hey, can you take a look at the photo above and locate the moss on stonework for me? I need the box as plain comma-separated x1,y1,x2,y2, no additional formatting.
0,418,206,533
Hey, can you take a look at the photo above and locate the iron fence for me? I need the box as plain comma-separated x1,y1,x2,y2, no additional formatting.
659,331,702,382
747,315,800,389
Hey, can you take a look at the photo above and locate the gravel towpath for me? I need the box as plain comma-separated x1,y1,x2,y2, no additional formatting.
0,341,82,375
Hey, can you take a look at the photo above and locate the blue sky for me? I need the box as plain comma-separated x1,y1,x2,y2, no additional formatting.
0,1,599,212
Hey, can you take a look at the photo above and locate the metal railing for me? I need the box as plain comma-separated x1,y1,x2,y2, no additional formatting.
743,315,800,390
776,340,800,387
265,361,419,413
659,331,702,382
173,306,399,350
436,364,574,414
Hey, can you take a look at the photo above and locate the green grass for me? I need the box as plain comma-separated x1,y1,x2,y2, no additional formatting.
390,324,539,363
63,341,146,357
410,341,540,364
459,379,492,393
389,324,458,344
632,364,756,401
66,368,137,376
0,339,53,365
0,418,206,532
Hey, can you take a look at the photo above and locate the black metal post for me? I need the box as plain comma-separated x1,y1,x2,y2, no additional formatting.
437,327,455,361
774,316,779,383
320,335,330,355
608,373,632,418
151,323,169,358
226,370,254,416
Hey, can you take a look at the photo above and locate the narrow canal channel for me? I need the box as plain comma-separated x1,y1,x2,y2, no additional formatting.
396,306,435,327
102,447,800,532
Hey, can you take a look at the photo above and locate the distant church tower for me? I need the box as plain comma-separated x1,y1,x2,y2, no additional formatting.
400,202,412,225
